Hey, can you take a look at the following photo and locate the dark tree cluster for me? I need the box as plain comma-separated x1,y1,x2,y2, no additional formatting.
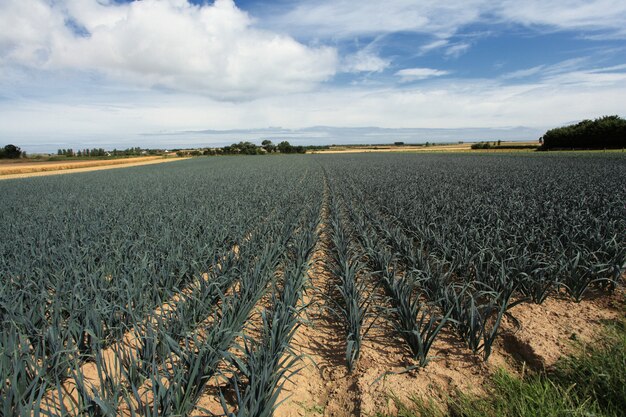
222,141,265,155
58,148,107,157
219,140,307,155
177,141,329,157
541,115,626,149
0,144,26,159
276,140,307,154
471,142,493,149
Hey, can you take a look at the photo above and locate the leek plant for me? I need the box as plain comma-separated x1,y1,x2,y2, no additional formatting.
220,205,319,417
323,196,379,371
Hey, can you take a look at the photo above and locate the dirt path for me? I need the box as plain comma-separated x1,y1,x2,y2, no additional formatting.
0,157,188,180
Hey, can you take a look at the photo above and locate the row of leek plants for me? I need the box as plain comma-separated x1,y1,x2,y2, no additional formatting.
2,210,283,416
334,176,521,363
325,193,376,372
221,200,321,417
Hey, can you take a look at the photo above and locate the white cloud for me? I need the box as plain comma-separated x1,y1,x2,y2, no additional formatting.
341,49,390,73
271,1,484,38
271,0,626,39
494,0,626,36
395,68,450,82
502,58,590,80
503,65,545,79
0,0,337,100
444,43,471,58
1,0,626,152
419,39,450,54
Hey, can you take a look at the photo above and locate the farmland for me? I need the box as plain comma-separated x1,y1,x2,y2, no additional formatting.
1,153,624,416
0,156,181,180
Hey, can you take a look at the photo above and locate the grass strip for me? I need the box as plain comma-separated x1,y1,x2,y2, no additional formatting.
377,309,626,417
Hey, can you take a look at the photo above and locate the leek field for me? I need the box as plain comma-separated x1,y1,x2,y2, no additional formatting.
1,153,624,416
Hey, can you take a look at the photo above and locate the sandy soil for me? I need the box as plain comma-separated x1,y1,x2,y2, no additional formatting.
275,181,362,417
0,156,187,180
274,286,623,417
495,290,623,371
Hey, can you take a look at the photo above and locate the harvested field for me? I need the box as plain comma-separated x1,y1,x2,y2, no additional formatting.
0,156,186,179
309,141,540,154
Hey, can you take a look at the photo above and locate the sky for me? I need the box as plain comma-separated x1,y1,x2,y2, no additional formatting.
1,0,625,152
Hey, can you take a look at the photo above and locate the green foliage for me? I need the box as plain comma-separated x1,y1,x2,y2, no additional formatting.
470,142,491,149
1,153,624,416
0,156,323,415
554,319,626,415
541,115,626,149
58,148,107,157
326,198,376,371
261,139,276,153
321,153,625,364
223,141,265,155
449,369,605,417
276,141,306,154
0,144,25,158
224,214,318,417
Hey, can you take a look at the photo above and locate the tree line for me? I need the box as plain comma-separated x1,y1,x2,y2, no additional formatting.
222,140,309,155
177,140,329,156
541,115,626,149
0,144,26,159
58,148,107,157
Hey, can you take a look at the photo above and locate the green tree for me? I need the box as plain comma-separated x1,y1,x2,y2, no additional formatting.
541,115,626,149
277,141,293,153
261,139,275,153
1,144,23,159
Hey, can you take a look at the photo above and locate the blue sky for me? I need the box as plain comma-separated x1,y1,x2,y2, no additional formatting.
1,0,625,152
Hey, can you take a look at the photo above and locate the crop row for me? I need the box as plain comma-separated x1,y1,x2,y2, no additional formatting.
318,153,625,368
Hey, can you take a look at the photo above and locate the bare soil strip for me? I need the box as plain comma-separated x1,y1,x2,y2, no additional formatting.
0,157,188,180
494,290,623,371
274,180,363,417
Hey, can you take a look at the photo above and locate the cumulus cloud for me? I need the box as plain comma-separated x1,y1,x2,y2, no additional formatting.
0,0,337,100
395,68,450,82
